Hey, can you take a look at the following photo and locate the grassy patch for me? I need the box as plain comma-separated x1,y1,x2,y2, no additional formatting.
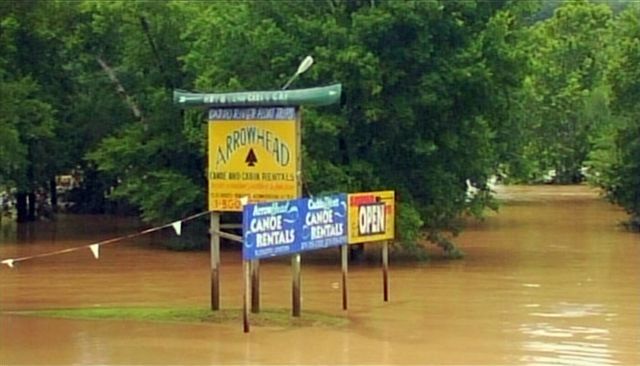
12,307,348,328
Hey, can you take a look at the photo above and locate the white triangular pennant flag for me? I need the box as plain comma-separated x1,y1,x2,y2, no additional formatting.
239,196,249,206
172,221,182,236
89,244,100,259
1,259,15,268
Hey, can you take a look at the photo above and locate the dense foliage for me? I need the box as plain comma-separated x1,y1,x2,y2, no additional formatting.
517,1,613,183
1,0,638,254
587,4,640,229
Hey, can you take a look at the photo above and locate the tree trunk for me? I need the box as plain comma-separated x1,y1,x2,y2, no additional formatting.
349,244,365,262
27,192,36,221
96,55,145,126
16,192,28,223
139,16,173,90
50,177,58,212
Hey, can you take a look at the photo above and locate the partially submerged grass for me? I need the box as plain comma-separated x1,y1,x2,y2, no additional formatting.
12,307,348,328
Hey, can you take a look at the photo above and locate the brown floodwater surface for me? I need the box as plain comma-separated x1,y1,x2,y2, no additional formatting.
1,185,638,365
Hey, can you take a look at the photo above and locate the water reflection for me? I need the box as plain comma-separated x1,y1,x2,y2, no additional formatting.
1,186,639,365
520,301,622,365
530,302,607,318
522,339,618,366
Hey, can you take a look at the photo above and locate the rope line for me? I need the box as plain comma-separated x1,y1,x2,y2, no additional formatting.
1,210,212,267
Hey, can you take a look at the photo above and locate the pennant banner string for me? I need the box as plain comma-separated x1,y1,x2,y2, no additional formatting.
172,221,182,236
0,210,213,267
89,244,100,259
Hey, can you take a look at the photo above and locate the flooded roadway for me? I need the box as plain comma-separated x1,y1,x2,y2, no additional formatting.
1,185,638,365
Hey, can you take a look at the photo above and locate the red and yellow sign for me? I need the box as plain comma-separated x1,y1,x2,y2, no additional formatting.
208,107,298,211
347,191,395,244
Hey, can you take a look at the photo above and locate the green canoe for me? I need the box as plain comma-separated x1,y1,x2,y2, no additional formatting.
174,84,341,108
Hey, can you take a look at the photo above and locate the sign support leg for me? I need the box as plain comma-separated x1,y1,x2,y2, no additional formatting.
243,260,250,333
382,241,389,302
210,212,220,310
292,108,303,318
292,253,301,317
251,259,260,313
341,244,348,310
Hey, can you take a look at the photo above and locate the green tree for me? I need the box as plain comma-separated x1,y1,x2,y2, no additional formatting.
80,1,206,222
179,0,532,255
589,4,640,229
516,0,613,183
0,1,65,221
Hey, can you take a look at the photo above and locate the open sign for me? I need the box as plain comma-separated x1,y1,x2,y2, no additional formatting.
348,191,395,244
358,203,386,235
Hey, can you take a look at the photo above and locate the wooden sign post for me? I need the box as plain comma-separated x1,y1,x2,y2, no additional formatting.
341,244,349,310
250,259,260,313
243,259,250,333
292,253,302,317
210,212,221,310
292,108,302,317
382,241,389,302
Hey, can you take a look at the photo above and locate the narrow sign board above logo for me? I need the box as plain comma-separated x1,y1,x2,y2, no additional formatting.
174,84,341,107
347,191,395,244
208,107,298,211
242,194,348,260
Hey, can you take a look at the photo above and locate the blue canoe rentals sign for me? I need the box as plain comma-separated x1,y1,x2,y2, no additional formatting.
300,195,347,252
242,194,347,260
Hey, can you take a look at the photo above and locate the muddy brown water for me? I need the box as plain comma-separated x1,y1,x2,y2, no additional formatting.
0,185,638,365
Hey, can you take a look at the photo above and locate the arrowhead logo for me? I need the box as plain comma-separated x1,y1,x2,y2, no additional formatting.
245,148,258,167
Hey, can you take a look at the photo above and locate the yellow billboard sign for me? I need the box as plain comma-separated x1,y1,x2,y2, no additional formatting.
208,107,298,211
347,191,395,244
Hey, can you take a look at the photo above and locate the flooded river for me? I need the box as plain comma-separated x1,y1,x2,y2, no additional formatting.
1,185,638,365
